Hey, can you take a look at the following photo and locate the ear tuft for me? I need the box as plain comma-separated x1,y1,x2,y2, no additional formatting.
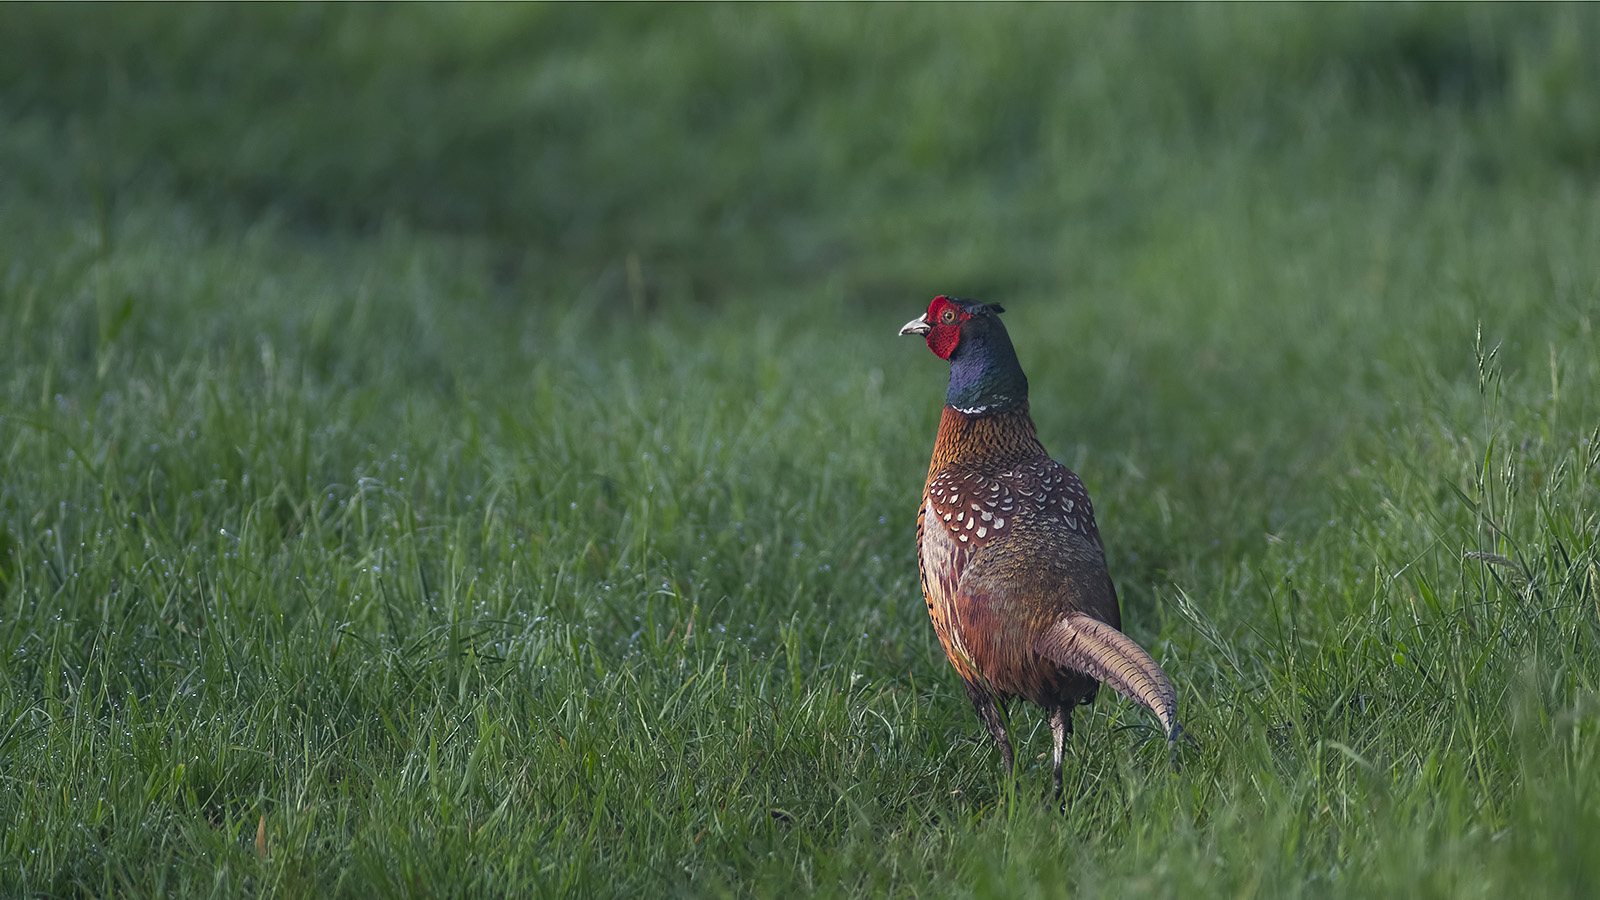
985,303,1006,315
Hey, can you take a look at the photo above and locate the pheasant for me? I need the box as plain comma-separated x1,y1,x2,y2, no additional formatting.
900,296,1180,796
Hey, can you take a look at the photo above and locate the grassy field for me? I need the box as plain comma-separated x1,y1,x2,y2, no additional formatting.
3,4,1600,897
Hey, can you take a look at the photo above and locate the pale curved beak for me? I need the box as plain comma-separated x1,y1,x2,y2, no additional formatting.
899,315,931,336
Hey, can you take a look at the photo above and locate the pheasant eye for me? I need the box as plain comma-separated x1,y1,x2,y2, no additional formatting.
940,309,957,324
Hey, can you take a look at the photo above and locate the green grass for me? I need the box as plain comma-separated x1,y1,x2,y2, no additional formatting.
2,3,1600,897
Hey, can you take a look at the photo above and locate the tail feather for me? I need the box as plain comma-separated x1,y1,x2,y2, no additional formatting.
1036,612,1181,748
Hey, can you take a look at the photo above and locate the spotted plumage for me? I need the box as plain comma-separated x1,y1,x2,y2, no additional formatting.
901,296,1180,796
928,460,1098,541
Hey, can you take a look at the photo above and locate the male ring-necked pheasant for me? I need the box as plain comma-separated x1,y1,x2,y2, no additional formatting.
901,296,1180,795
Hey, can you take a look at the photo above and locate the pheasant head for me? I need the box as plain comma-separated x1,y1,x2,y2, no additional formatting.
900,295,1029,416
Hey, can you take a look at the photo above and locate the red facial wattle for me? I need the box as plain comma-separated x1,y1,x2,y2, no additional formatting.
924,296,969,360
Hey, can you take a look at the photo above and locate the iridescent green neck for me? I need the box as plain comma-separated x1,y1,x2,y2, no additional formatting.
946,328,1028,415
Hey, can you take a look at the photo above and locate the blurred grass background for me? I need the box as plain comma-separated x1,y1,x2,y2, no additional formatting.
2,3,1599,897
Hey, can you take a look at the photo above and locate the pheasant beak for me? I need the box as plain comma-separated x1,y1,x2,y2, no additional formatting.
899,315,932,337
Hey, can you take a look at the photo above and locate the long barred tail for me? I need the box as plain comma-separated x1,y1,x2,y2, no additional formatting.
1036,612,1182,759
